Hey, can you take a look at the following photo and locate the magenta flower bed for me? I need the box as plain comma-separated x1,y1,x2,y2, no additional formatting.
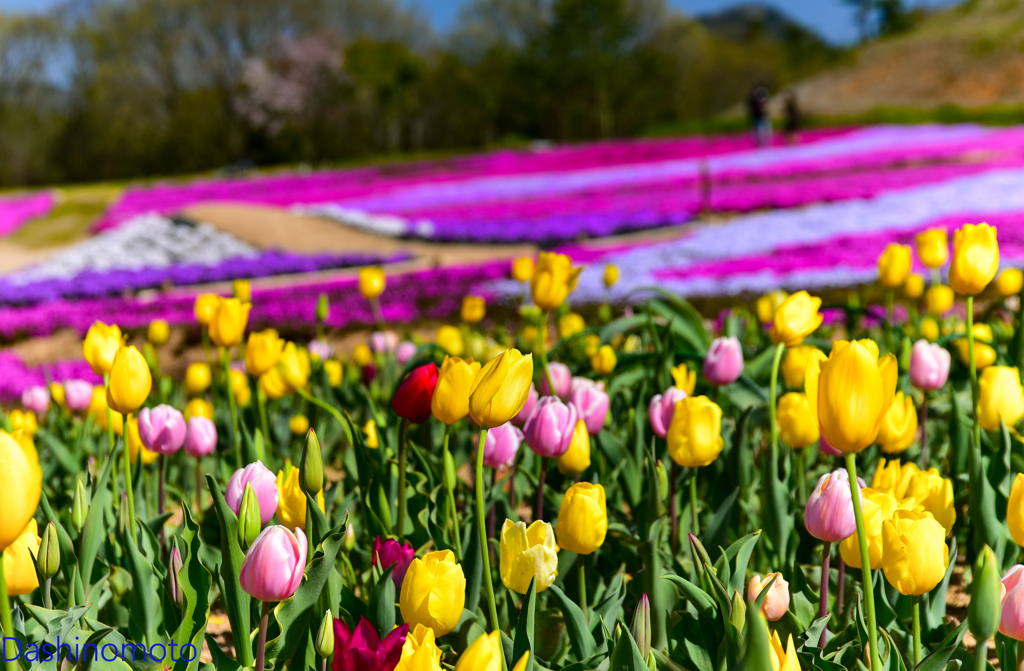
0,352,100,403
0,191,54,237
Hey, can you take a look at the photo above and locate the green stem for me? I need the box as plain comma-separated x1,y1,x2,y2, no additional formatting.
222,348,242,467
579,557,588,624
885,289,895,354
477,427,500,633
536,312,556,394
104,374,119,499
43,579,51,610
690,468,699,535
123,412,137,542
967,296,981,451
257,385,272,454
0,553,17,671
296,388,346,428
795,449,807,506
441,425,462,559
845,453,881,671
1015,638,1023,671
396,419,409,541
912,595,921,667
769,343,785,456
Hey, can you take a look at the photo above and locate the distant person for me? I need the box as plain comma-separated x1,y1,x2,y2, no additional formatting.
784,92,800,144
747,85,772,148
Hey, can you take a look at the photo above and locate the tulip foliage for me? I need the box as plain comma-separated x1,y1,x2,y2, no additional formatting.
6,230,1024,671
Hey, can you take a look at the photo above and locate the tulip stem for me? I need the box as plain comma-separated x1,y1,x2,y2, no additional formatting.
396,419,409,541
912,595,921,668
669,460,678,553
158,454,167,551
818,541,830,648
1015,639,1024,671
255,600,270,671
196,457,203,514
441,425,463,559
222,348,243,467
124,412,138,543
0,559,16,671
536,458,547,522
579,557,589,624
795,449,807,506
967,296,982,451
476,428,500,634
43,578,51,610
919,394,929,468
257,385,272,457
836,556,845,616
104,373,119,500
885,289,895,354
844,453,881,671
689,468,699,535
296,388,346,429
536,312,556,396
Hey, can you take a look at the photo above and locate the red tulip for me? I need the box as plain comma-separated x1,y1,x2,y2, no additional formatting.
332,617,407,671
392,363,438,424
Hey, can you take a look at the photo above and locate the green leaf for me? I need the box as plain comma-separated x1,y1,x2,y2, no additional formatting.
120,523,158,646
702,489,740,564
660,575,716,615
546,585,597,661
204,475,253,667
916,621,968,671
367,566,396,639
168,503,212,671
39,490,81,598
607,626,649,671
736,606,773,671
512,578,537,671
80,452,114,599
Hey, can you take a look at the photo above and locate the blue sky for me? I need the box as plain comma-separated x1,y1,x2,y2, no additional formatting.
0,0,957,45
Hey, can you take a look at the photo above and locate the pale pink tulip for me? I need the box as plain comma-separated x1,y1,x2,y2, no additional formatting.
184,416,218,457
523,396,577,458
703,337,744,386
648,387,688,438
804,469,858,543
63,380,94,413
21,386,50,415
240,525,307,602
569,378,609,435
512,383,539,426
483,422,524,468
539,362,572,400
910,340,951,392
1001,565,1024,640
226,461,279,525
747,573,790,621
137,404,187,455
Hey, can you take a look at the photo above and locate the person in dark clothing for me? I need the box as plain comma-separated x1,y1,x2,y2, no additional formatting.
784,92,800,144
747,85,772,148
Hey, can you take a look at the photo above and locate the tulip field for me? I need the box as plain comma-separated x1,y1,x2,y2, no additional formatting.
5,126,1024,671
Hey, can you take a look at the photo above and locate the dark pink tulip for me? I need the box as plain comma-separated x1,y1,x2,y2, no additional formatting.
511,383,538,427
523,396,577,458
332,617,407,671
372,536,415,588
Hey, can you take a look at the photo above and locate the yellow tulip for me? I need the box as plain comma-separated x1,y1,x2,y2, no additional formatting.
585,334,600,357
558,420,591,476
246,329,284,376
916,228,949,269
437,325,465,357
353,344,373,367
454,632,501,671
670,363,697,395
260,368,290,400
363,419,379,448
876,392,918,454
777,392,819,448
667,396,724,468
871,459,919,499
997,268,1024,297
276,468,325,530
781,345,825,389
126,415,159,465
555,482,607,555
769,291,823,347
399,550,466,636
88,386,123,434
231,369,251,407
904,274,924,299
0,431,41,552
924,285,955,316
184,398,214,422
431,356,481,425
755,290,788,324
511,256,535,283
905,468,955,535
591,345,617,375
395,624,443,671
8,410,37,436
185,362,212,395
233,279,251,303
603,264,619,288
194,293,219,326
949,223,999,295
11,430,40,485
806,339,897,454
769,631,801,671
530,252,583,312
558,313,586,339
881,509,949,596
106,346,152,415
461,296,486,324
290,414,309,436
3,519,40,596
920,316,940,342
978,366,1024,431
1007,473,1024,547
500,519,559,594
359,266,386,300
878,243,912,288
278,342,310,391
82,321,123,375
148,319,170,346
209,297,251,348
468,349,534,428
50,382,65,410
955,323,995,369
839,488,898,569
324,360,343,387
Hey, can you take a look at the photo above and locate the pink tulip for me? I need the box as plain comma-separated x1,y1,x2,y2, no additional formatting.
483,422,524,468
21,386,50,415
372,536,415,587
819,437,842,457
648,387,688,438
63,380,94,413
747,573,790,621
569,378,609,435
396,341,418,366
539,362,572,400
703,337,744,386
226,461,279,525
308,339,333,361
137,404,187,455
371,331,398,353
523,396,577,458
184,416,218,457
804,469,858,543
512,384,539,427
1002,565,1024,640
910,340,951,391
239,525,307,602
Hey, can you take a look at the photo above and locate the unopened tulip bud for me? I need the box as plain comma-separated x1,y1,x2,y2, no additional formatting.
37,522,60,580
316,293,330,323
300,428,324,496
168,544,183,607
315,609,334,659
970,545,1002,643
71,479,89,534
631,593,651,659
238,484,262,550
118,491,130,536
344,523,355,551
656,460,668,500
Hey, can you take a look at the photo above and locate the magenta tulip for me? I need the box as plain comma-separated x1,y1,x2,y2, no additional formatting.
372,536,415,587
239,525,307,602
804,469,858,543
512,383,539,427
184,416,218,457
63,380,94,413
523,396,578,458
703,336,744,386
539,362,572,399
226,461,279,525
1002,565,1024,640
137,404,187,455
483,421,524,468
569,378,609,435
910,339,951,392
648,386,688,438
396,341,417,366
21,386,50,415
332,617,407,671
